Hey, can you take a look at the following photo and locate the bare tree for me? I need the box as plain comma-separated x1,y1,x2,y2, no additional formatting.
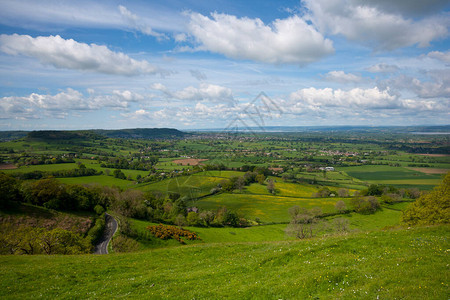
235,176,245,192
267,179,275,194
286,206,322,239
333,217,350,233
337,188,349,197
335,200,347,213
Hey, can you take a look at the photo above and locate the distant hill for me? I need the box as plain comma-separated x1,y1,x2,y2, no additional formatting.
192,125,450,133
27,130,104,141
0,131,28,141
23,128,188,141
94,128,188,139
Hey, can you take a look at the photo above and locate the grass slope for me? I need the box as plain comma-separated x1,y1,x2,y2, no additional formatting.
130,218,292,245
196,193,348,223
0,226,448,299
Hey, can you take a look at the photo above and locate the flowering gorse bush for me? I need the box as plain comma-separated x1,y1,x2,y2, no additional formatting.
146,224,200,244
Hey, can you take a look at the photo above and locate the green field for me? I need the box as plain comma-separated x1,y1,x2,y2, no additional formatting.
130,218,291,244
139,174,226,198
339,165,445,186
2,162,80,173
196,193,348,223
335,208,403,231
58,175,135,188
0,225,447,299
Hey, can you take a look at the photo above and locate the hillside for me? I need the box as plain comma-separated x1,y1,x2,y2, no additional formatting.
94,128,188,139
19,128,188,142
26,130,104,141
0,225,448,299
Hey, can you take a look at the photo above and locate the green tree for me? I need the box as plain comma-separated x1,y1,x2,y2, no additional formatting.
402,173,449,225
351,196,380,214
113,169,126,179
22,178,67,207
255,174,265,184
0,173,22,208
186,211,200,226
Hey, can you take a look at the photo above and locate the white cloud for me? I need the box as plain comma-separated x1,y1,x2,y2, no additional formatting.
0,88,146,119
367,63,400,73
323,71,362,83
290,86,398,109
0,34,162,76
287,86,448,120
122,103,243,126
174,33,187,42
89,90,145,109
122,109,153,119
381,71,450,99
151,83,236,104
118,5,166,39
304,0,448,50
427,51,450,63
186,12,334,64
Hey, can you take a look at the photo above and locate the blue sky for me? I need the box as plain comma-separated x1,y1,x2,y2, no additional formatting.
0,0,449,130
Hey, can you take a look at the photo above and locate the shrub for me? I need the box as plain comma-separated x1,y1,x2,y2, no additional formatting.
146,224,200,244
0,173,22,208
337,188,349,197
186,211,200,226
87,216,105,244
0,225,91,255
286,206,323,239
402,173,449,225
94,205,105,215
111,235,139,253
335,200,347,213
351,196,380,214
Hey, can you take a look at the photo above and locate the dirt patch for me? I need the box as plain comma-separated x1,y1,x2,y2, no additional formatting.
269,167,283,173
407,167,449,174
418,154,450,157
0,163,17,170
172,158,208,166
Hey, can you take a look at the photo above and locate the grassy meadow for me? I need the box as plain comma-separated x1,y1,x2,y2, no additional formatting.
0,225,448,299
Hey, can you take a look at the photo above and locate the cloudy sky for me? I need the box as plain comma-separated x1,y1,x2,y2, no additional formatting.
0,0,449,130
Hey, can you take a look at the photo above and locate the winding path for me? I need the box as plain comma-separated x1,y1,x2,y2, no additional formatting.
94,213,118,254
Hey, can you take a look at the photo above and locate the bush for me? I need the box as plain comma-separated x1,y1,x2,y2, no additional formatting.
335,200,347,213
0,173,22,208
186,211,200,226
113,169,126,179
365,184,384,196
111,235,139,253
0,225,92,255
351,196,380,214
402,173,449,225
87,216,105,244
94,205,105,215
146,224,200,244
